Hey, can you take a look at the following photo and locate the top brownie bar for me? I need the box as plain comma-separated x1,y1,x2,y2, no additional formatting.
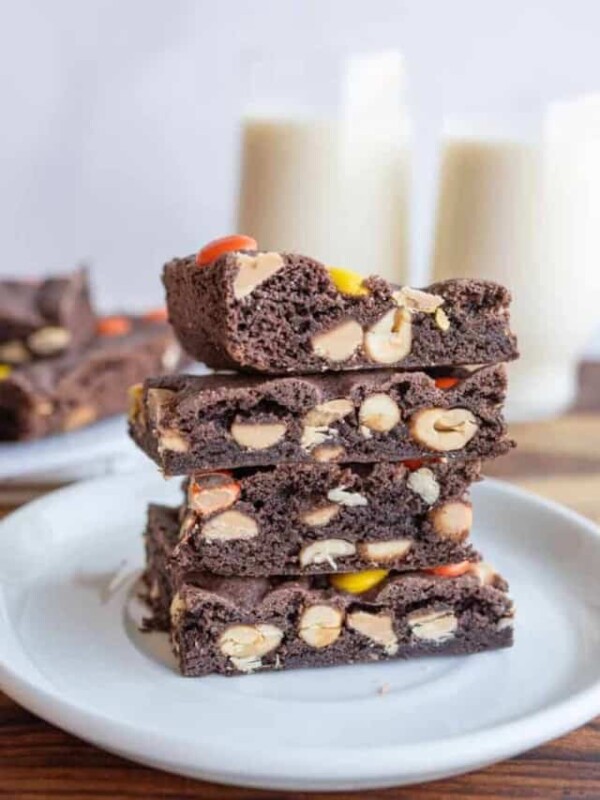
163,250,517,374
0,268,95,364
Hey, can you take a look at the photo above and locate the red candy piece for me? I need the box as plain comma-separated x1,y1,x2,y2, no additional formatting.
435,376,460,390
425,561,471,578
97,316,131,337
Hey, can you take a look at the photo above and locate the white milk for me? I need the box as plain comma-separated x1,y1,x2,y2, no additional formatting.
237,117,341,263
236,52,411,282
431,134,547,420
431,107,600,420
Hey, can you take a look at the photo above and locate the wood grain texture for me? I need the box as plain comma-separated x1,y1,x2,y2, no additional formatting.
2,364,600,798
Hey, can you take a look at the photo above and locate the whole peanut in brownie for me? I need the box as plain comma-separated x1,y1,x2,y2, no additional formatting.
0,316,185,441
0,268,95,364
171,460,481,577
129,365,512,474
163,250,518,373
143,506,514,677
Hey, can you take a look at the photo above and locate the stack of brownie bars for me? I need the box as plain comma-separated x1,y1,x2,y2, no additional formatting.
0,269,186,441
130,237,519,677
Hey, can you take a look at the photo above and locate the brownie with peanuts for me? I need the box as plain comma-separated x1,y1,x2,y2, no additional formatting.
163,249,517,374
0,315,185,441
0,268,95,364
170,460,481,577
143,505,514,677
129,364,512,474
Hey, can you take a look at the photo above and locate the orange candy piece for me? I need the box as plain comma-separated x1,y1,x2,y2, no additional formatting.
434,376,460,390
425,561,472,578
196,234,258,267
143,307,168,323
97,315,131,337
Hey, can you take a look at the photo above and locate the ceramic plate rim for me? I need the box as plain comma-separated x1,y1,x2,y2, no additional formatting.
1,475,600,789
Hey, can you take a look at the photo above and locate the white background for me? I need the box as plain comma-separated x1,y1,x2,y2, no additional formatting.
2,0,600,310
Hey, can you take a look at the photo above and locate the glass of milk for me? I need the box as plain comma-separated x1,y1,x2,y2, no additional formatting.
431,109,600,420
236,50,412,283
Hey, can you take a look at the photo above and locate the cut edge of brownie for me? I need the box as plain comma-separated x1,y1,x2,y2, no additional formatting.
142,504,515,677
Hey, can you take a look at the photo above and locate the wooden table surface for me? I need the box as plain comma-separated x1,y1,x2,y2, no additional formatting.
2,364,600,799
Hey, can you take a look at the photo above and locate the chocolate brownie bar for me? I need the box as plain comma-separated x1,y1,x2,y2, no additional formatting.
144,505,514,677
171,460,481,577
163,250,517,373
130,364,512,474
0,268,95,363
0,316,185,441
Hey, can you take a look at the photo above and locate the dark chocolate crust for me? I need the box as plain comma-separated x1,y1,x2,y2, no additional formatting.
0,268,95,362
173,460,481,576
163,251,518,373
130,364,512,474
144,505,514,677
0,318,185,441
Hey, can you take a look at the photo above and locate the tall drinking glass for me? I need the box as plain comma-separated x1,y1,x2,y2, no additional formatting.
236,50,411,282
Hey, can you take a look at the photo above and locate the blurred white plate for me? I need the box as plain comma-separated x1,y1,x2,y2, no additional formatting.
1,473,600,790
0,415,147,482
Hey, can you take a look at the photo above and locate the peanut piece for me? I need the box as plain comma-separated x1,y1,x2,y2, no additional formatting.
304,398,353,427
233,252,284,299
469,562,498,586
357,539,412,563
393,286,444,313
230,421,286,450
299,538,356,568
409,408,478,452
435,308,451,331
363,307,411,365
128,383,144,427
347,610,398,654
327,487,368,507
497,615,514,631
189,472,241,516
429,501,473,542
299,605,343,648
300,503,341,528
358,393,400,433
312,444,345,462
300,424,333,450
158,429,189,453
219,624,283,672
147,388,175,427
407,607,457,642
407,467,440,504
169,592,187,625
311,319,363,362
27,326,72,356
201,510,258,541
0,340,30,364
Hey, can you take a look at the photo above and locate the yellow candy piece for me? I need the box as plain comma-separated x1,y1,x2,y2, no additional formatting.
330,569,389,594
0,364,12,380
327,267,369,297
127,383,143,423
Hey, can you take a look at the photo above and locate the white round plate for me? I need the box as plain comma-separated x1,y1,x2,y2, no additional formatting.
1,473,600,791
0,415,147,482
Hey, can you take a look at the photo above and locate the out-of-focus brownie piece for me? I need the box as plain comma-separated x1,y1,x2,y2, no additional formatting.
171,460,482,576
163,250,518,373
143,505,514,677
129,365,512,474
0,268,95,363
0,315,185,441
